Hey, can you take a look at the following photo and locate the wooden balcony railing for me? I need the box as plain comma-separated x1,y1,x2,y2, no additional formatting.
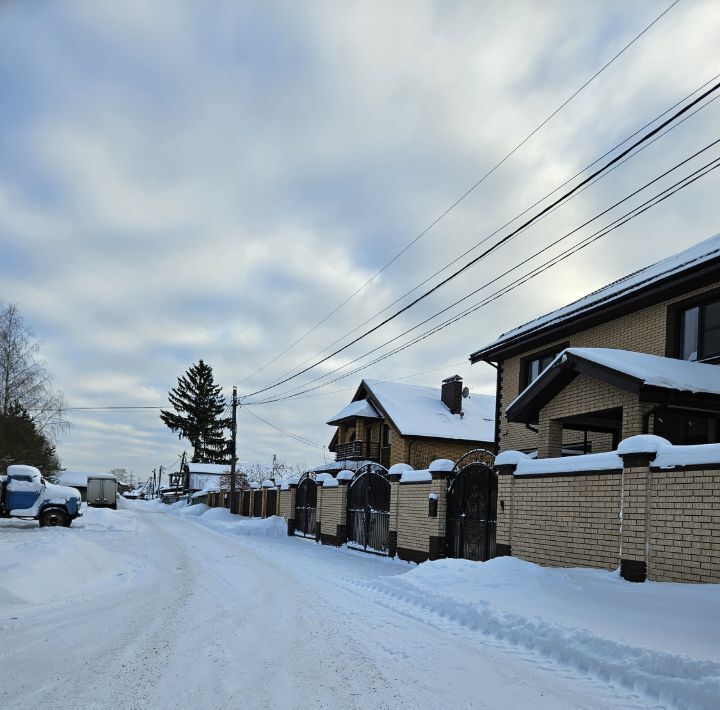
335,440,381,462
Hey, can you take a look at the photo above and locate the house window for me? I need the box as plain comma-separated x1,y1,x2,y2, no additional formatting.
523,351,558,388
382,424,391,448
679,299,720,361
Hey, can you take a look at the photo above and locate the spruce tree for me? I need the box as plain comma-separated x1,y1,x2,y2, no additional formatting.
160,360,230,463
0,403,61,473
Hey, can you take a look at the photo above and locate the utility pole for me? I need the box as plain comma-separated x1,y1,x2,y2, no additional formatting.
230,386,238,514
158,465,164,497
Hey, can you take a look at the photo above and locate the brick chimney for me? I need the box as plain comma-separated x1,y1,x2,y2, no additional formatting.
441,375,463,415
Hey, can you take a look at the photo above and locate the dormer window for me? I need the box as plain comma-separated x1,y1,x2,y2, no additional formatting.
680,299,720,362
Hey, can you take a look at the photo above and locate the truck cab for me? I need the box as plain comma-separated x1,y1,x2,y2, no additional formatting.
0,465,83,527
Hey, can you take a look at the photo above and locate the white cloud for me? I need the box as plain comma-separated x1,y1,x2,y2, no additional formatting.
0,0,718,472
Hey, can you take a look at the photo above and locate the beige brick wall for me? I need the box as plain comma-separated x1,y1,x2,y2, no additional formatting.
277,487,295,521
506,472,622,570
406,438,494,470
536,376,652,457
396,482,447,555
319,485,347,538
498,283,720,454
648,468,720,583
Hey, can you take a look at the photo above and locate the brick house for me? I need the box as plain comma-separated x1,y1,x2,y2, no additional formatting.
470,233,720,458
323,376,495,471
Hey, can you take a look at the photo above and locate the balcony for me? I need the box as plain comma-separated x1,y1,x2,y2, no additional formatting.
335,440,381,462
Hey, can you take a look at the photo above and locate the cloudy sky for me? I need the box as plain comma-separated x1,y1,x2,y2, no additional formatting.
1,0,719,478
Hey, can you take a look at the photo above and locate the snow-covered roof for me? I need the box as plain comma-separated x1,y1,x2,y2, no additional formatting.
363,379,495,442
560,348,720,396
55,471,116,487
507,348,720,424
327,399,381,425
473,233,720,359
187,463,230,475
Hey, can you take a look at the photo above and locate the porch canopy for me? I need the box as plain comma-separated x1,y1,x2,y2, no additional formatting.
507,347,720,425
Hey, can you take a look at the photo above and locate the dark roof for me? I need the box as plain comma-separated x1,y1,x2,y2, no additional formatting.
471,234,720,362
506,348,720,424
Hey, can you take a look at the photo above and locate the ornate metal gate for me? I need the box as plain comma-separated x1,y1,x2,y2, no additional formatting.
253,489,263,517
347,463,390,554
241,490,250,516
294,474,317,538
446,450,497,561
265,488,277,517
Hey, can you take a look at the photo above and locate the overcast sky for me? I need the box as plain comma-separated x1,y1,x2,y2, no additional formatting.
1,0,719,477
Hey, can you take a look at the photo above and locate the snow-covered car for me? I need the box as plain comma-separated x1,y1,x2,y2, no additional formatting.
0,464,83,527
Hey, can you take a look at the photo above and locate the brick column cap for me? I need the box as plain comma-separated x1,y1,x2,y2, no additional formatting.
617,435,669,465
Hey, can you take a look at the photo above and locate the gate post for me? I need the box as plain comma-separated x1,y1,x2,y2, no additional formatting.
315,481,323,542
336,474,351,545
387,468,402,557
618,438,661,583
495,461,516,557
286,481,298,536
429,466,451,560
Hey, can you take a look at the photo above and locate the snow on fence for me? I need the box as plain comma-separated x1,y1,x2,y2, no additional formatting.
496,436,720,583
197,437,719,584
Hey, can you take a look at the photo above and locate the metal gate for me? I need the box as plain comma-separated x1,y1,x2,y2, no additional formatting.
253,489,263,517
265,488,277,517
347,463,390,554
294,474,317,538
446,450,497,561
241,490,250,516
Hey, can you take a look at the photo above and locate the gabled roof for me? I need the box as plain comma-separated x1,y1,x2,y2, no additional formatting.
507,348,720,424
359,379,495,442
327,398,381,425
471,234,720,362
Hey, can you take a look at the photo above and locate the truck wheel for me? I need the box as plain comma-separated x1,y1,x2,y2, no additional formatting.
39,508,71,528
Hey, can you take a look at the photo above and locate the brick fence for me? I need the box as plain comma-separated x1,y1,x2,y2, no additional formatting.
496,438,720,583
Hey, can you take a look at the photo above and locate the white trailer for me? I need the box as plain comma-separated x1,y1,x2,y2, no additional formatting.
86,474,118,509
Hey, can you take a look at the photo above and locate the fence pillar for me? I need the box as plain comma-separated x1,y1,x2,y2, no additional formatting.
495,463,516,557
387,469,402,557
429,469,451,560
618,450,656,583
286,483,298,536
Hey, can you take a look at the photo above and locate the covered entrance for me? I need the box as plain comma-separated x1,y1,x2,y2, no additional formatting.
294,473,317,538
347,463,390,554
446,450,497,561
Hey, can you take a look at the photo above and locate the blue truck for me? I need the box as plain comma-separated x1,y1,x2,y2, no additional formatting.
0,464,83,527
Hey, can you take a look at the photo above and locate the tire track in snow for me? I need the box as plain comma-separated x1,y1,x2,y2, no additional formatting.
338,575,719,710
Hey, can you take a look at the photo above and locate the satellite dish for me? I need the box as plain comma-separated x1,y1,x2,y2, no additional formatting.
462,386,470,399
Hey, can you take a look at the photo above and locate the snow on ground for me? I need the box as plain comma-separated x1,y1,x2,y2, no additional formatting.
1,499,718,710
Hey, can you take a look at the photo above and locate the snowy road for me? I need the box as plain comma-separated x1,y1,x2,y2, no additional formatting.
1,502,716,710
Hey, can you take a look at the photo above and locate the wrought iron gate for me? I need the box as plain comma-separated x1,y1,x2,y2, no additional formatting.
241,491,250,516
265,488,277,517
253,489,263,517
294,474,317,538
347,463,390,554
446,450,497,562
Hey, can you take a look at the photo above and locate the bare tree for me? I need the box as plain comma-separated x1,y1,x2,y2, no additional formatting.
0,302,69,440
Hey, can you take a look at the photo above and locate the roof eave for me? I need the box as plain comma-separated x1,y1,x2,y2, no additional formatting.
470,257,720,363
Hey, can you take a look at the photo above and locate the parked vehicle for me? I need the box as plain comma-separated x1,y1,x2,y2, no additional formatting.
86,474,118,509
0,465,82,527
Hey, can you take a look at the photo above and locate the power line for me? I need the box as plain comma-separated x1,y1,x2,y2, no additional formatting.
242,360,471,405
241,77,720,401
240,407,324,450
237,0,682,387
245,149,720,404
261,76,720,391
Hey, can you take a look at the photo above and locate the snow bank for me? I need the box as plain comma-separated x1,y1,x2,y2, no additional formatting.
351,557,720,709
177,503,210,517
76,506,138,533
193,511,288,539
0,530,136,605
